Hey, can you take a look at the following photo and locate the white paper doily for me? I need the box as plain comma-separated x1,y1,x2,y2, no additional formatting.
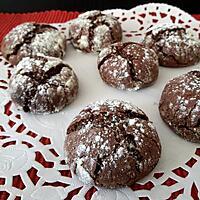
0,3,200,200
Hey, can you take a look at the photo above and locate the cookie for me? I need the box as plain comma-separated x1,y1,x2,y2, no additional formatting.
9,56,78,114
159,70,200,142
1,22,66,65
65,99,161,188
69,10,122,52
97,42,159,90
143,24,200,67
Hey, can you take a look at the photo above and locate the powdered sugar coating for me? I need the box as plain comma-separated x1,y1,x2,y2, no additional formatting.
69,10,122,52
98,42,159,91
1,22,66,65
76,158,94,184
144,24,200,67
84,99,146,116
9,56,78,114
159,70,200,142
65,99,161,188
3,23,35,55
146,23,182,36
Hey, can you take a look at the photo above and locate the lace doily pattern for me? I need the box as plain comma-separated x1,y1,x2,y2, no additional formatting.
0,3,200,199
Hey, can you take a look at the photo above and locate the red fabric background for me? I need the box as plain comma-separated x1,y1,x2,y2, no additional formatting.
0,11,79,42
0,10,199,42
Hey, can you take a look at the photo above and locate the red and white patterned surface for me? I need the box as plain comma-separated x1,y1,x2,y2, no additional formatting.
0,3,200,200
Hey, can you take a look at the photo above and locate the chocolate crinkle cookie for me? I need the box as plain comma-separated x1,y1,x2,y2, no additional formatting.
97,42,159,90
143,24,200,67
1,22,66,65
69,10,122,52
9,56,78,114
159,70,200,143
65,99,161,188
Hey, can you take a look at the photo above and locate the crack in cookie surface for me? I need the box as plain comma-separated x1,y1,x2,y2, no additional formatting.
69,10,122,52
9,56,78,114
1,22,66,65
144,24,200,67
159,70,200,142
98,42,158,90
65,100,161,188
